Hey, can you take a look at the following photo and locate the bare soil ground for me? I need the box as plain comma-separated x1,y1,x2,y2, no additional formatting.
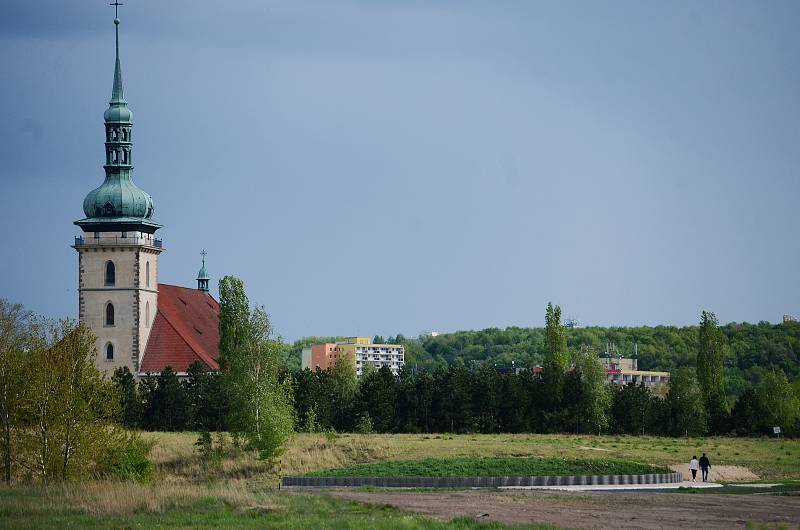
669,464,759,482
332,489,800,529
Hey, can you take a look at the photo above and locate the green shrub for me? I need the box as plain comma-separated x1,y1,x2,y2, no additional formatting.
108,435,154,482
195,431,228,471
355,413,374,434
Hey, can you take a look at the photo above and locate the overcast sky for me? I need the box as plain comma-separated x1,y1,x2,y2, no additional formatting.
1,1,798,340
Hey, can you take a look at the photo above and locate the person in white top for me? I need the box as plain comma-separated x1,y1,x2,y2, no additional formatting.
689,456,700,482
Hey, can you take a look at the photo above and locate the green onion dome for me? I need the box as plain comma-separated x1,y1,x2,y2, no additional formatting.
104,103,132,123
82,175,154,219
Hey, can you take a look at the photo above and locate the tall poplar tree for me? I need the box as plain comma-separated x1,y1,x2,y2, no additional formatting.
542,302,568,411
696,311,728,431
218,276,250,369
219,277,294,464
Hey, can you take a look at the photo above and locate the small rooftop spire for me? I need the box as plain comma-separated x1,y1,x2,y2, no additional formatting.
110,3,126,104
197,250,210,292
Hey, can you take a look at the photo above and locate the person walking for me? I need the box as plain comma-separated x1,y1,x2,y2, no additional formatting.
689,455,699,482
699,453,711,482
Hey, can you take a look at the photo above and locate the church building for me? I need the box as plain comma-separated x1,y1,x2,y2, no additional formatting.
72,14,220,378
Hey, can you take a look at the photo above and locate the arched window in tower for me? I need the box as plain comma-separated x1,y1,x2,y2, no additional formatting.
105,303,115,327
145,301,150,327
145,261,150,287
106,343,114,361
105,261,116,286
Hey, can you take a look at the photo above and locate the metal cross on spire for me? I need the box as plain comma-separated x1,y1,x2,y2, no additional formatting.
201,249,207,264
110,1,124,19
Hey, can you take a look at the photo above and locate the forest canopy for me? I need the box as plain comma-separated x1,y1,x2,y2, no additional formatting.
288,320,800,399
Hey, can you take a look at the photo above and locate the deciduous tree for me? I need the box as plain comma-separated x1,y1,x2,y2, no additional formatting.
755,370,799,434
542,302,568,411
667,368,707,437
0,299,31,483
220,277,294,464
697,311,728,431
20,320,124,483
572,347,613,434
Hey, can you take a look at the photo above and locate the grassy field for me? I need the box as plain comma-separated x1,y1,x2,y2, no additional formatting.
305,456,668,477
1,432,797,529
142,432,800,482
0,482,549,529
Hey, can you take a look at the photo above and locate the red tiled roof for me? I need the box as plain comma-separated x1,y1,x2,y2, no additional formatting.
140,284,220,373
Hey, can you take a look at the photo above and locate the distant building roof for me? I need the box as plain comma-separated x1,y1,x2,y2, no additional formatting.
140,284,220,373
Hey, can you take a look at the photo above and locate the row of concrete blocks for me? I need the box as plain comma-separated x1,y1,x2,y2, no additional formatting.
282,472,683,488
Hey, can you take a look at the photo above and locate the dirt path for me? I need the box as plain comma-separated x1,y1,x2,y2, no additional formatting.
332,489,800,529
669,464,759,482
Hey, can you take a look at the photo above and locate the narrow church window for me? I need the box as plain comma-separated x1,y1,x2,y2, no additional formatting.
105,303,115,326
105,261,116,286
106,343,114,360
145,301,150,327
145,261,150,287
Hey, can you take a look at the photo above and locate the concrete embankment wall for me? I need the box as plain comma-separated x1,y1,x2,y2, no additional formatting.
283,472,683,488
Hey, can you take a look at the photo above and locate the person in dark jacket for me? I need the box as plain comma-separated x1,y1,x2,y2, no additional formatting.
699,453,711,482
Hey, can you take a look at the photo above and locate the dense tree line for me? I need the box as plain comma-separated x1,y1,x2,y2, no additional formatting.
385,320,800,402
116,357,799,437
115,305,800,437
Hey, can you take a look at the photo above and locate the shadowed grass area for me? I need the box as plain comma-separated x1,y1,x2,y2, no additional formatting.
0,483,553,530
304,456,668,477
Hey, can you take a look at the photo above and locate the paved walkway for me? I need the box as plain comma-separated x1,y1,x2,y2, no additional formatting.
500,480,722,491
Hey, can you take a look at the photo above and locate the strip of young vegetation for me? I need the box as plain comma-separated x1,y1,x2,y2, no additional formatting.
0,483,549,530
305,456,669,478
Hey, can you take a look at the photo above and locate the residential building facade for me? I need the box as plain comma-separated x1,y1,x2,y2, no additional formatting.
302,337,405,377
600,355,670,393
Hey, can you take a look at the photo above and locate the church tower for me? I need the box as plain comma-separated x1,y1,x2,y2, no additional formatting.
73,12,162,376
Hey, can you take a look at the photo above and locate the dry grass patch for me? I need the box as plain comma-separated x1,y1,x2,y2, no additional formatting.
40,480,274,516
143,432,275,482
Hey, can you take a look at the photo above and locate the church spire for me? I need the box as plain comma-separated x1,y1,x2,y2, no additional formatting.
197,250,210,292
105,5,131,124
111,12,125,105
75,3,161,234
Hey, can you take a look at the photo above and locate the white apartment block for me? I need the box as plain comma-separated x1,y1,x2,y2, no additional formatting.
354,343,405,377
